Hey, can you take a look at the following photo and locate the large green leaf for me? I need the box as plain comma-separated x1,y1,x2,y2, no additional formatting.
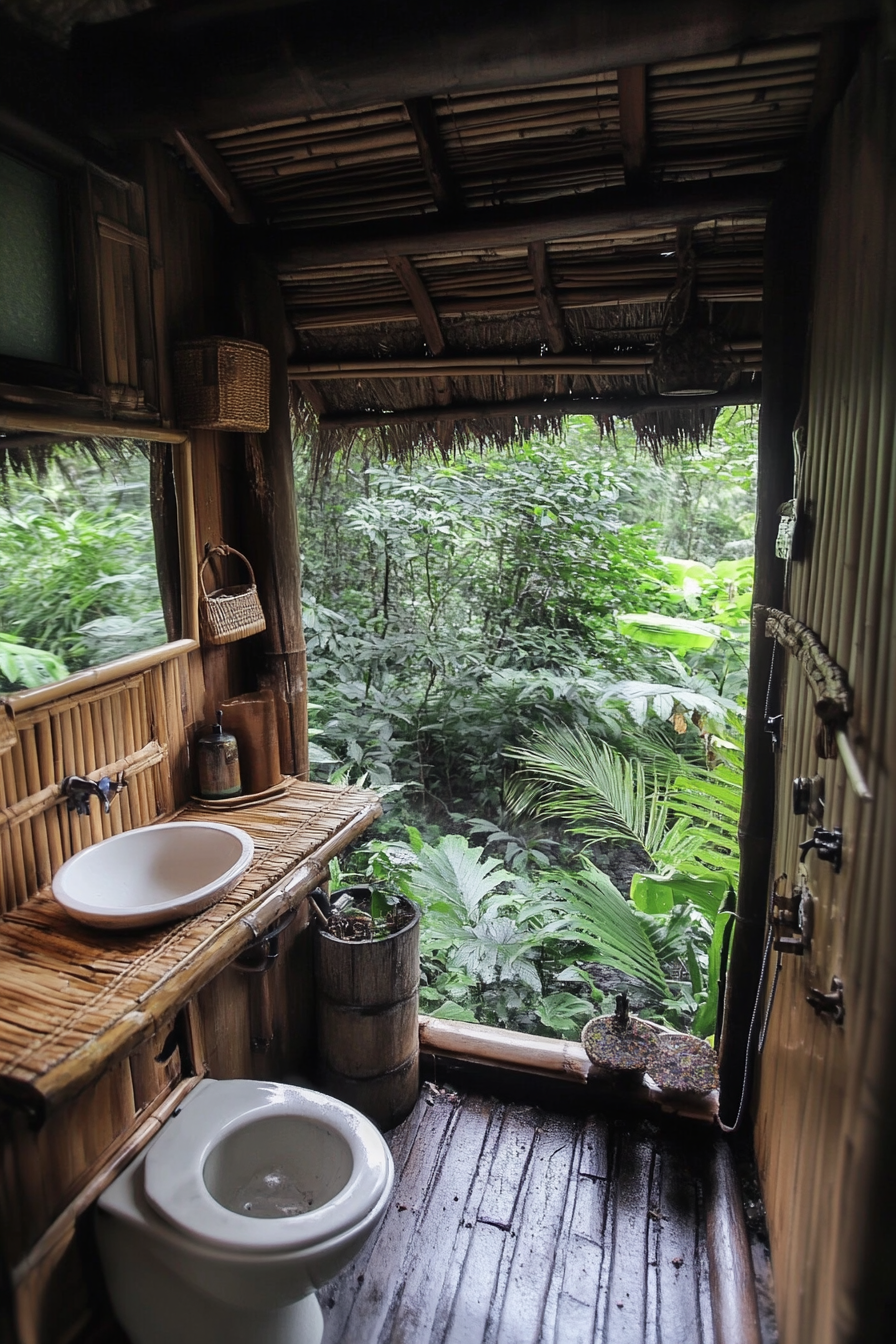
630,872,728,920
616,612,721,651
0,634,69,690
396,833,508,923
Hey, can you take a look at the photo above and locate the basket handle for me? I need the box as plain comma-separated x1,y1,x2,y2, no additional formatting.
199,544,258,598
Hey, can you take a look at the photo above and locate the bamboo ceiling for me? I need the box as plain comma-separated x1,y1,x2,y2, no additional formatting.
192,38,821,460
2,4,841,458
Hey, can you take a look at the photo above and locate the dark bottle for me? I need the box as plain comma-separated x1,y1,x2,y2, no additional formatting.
197,709,242,799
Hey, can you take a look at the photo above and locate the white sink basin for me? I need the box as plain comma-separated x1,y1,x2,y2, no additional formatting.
51,822,255,930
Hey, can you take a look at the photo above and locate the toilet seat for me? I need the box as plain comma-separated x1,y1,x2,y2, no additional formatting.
143,1080,392,1255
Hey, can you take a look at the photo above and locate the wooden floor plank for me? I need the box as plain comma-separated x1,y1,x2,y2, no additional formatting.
656,1143,704,1344
428,1099,511,1343
321,1092,460,1343
476,1104,541,1229
603,1126,657,1344
441,1221,508,1344
542,1123,609,1344
493,1111,579,1344
322,1093,754,1344
385,1095,495,1344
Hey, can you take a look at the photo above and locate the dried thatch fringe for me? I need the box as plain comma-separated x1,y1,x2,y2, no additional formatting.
0,435,150,502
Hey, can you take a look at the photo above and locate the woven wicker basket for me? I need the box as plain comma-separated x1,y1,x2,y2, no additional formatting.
174,338,270,432
199,544,267,645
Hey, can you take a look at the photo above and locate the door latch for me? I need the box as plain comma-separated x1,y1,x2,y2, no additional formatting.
798,827,842,873
792,774,825,826
770,874,814,955
806,976,844,1024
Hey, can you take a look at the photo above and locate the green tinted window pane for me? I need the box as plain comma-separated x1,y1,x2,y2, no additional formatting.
0,151,67,365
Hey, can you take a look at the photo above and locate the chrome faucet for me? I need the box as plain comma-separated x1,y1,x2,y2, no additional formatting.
60,773,127,817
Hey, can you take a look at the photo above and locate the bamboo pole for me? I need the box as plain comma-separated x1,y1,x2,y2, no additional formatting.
0,742,167,837
273,176,775,267
75,0,870,137
318,386,760,428
2,641,197,716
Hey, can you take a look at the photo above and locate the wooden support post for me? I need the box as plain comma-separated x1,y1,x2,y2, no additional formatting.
527,242,568,354
807,25,863,133
617,64,649,186
387,255,447,355
294,378,327,417
233,251,309,780
75,0,878,139
717,162,817,1122
172,129,257,226
404,98,462,214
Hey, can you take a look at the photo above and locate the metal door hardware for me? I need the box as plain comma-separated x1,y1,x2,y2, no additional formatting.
769,875,814,955
798,827,843,873
792,774,825,826
806,976,845,1024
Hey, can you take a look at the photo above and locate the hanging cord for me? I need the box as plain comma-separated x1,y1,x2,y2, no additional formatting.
716,923,777,1134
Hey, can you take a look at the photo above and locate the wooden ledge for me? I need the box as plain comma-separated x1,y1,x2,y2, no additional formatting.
419,1014,719,1123
0,782,381,1119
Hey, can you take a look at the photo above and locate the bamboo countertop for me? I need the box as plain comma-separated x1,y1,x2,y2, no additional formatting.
0,781,381,1117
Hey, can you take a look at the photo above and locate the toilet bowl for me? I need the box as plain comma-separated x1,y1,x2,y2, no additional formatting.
96,1079,394,1344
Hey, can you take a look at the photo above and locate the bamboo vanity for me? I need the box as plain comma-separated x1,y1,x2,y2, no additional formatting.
0,778,381,1343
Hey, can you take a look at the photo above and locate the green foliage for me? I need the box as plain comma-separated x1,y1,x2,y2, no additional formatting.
0,633,69,689
0,454,166,689
506,727,669,856
547,860,667,994
617,611,721,650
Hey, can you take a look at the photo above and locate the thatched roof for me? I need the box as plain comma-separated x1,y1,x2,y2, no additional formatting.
4,4,855,462
200,34,809,462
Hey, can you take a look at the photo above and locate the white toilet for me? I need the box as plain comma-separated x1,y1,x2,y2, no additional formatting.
96,1078,394,1344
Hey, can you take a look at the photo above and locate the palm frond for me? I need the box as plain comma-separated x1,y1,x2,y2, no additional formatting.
547,861,669,995
506,727,668,858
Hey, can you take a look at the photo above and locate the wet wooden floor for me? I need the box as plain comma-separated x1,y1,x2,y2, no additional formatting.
321,1085,722,1344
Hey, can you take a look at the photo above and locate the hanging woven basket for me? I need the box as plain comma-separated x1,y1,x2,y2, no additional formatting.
198,545,266,646
174,338,270,432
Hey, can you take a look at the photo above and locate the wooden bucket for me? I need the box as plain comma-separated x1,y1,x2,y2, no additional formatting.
314,893,420,1130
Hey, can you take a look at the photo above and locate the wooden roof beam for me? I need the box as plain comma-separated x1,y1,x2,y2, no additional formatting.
73,0,878,139
287,345,763,379
387,255,447,355
317,385,761,429
617,65,649,187
275,175,775,269
404,98,463,215
527,242,568,354
172,129,257,226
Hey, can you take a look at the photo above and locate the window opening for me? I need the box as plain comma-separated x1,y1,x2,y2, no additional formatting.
0,441,167,692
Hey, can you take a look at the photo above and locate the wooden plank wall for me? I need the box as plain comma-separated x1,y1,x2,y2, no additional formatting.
142,142,250,724
753,43,896,1344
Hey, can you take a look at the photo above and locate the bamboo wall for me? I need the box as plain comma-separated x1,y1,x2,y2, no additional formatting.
0,657,197,915
753,44,896,1344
